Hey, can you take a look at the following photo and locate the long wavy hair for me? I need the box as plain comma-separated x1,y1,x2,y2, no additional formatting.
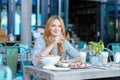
43,15,66,56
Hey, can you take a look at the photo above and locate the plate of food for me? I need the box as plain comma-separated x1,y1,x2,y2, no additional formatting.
42,65,71,71
56,61,91,69
69,62,91,69
55,61,69,67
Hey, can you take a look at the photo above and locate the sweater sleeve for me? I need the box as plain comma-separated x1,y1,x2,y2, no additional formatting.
32,37,46,65
64,40,80,58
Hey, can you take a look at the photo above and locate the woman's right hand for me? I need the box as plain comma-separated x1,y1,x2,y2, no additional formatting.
54,35,64,44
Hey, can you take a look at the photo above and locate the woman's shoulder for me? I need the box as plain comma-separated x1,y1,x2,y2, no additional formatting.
35,36,45,43
64,39,72,46
64,39,69,43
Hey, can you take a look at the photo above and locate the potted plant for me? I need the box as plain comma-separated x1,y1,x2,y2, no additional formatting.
87,40,104,66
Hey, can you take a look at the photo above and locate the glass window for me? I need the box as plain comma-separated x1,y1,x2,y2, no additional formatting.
1,5,8,34
14,5,21,35
14,0,42,36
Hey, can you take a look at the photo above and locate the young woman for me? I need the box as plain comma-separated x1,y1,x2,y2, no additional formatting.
32,15,80,66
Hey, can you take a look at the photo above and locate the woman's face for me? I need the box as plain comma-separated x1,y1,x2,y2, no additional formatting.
49,19,62,37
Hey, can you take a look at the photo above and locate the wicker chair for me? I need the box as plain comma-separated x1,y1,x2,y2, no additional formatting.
107,43,120,53
5,46,29,80
5,46,18,78
107,43,120,61
0,65,12,80
13,43,33,65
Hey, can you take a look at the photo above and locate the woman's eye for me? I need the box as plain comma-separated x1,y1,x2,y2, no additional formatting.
51,25,55,27
58,25,61,28
51,24,61,28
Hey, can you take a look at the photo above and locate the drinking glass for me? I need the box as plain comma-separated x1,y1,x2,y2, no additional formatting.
79,51,87,63
101,51,108,65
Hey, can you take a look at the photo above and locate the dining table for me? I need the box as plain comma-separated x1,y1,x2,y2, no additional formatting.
23,63,120,80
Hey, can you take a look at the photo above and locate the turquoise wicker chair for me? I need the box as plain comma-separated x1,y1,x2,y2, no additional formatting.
79,41,87,49
5,46,18,78
13,43,33,58
0,65,12,80
5,46,28,79
13,43,33,65
107,43,120,61
107,43,120,53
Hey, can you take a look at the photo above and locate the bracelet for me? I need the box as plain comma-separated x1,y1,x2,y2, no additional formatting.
39,53,45,57
35,54,43,58
35,55,39,58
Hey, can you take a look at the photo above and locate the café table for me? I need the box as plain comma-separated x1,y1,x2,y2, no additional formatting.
23,64,120,80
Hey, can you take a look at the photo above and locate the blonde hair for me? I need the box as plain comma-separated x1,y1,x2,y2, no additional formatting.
43,15,66,56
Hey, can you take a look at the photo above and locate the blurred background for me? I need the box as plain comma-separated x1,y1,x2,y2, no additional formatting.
0,0,120,47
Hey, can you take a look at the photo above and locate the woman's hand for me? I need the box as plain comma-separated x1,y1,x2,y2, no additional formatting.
55,35,64,44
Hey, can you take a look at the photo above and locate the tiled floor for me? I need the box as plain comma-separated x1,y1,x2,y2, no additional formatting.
88,77,120,80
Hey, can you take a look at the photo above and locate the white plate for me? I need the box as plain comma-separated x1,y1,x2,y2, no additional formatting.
42,65,56,70
42,65,71,71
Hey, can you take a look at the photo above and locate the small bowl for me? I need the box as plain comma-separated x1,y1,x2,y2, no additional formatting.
39,55,61,66
62,62,69,67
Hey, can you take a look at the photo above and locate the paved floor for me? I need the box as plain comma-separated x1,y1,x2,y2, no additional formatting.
88,77,120,80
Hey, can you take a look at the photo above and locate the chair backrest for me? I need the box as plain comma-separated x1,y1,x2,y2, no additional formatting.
107,43,120,53
13,43,32,61
79,41,87,49
0,66,12,80
13,44,33,74
0,42,7,46
13,43,34,54
5,45,31,78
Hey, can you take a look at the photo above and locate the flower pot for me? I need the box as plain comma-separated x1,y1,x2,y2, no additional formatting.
89,56,99,66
